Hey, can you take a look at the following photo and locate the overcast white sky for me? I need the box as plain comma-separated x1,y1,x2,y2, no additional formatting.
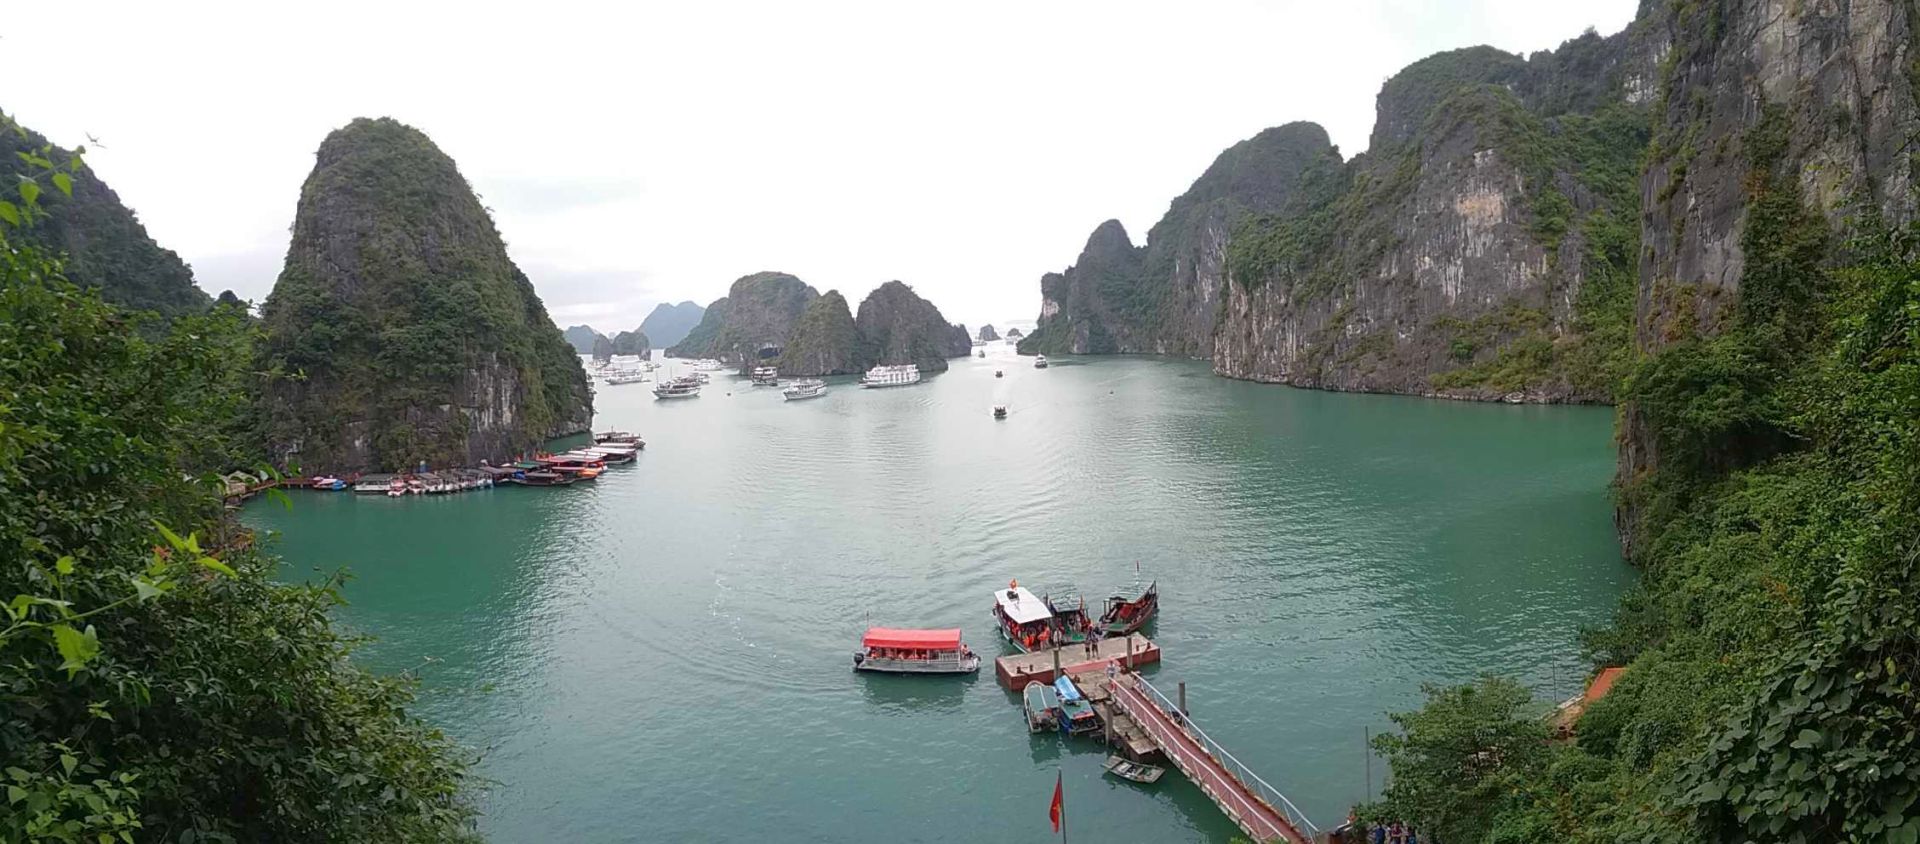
6,0,1635,333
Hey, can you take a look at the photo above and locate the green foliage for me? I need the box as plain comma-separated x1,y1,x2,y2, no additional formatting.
1368,677,1554,842
0,237,479,841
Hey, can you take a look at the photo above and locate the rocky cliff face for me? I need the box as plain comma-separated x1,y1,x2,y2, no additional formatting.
978,324,999,341
854,281,970,372
1,114,208,318
777,290,862,376
639,300,705,348
594,328,649,359
258,117,591,472
1021,34,1657,402
667,272,817,369
1021,123,1342,358
1615,0,1918,549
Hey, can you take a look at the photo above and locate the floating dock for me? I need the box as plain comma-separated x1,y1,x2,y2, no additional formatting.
993,634,1159,690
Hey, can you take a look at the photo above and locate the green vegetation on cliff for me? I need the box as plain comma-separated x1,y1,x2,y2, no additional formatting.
258,118,590,472
1369,105,1920,843
1,111,208,318
1,157,475,841
778,290,860,376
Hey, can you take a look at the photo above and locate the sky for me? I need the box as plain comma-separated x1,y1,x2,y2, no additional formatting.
5,0,1637,334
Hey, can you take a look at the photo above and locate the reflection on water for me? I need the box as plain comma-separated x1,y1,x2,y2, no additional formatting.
251,350,1630,842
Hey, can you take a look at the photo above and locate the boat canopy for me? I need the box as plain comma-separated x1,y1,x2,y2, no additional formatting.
1054,676,1083,702
995,586,1053,625
861,627,962,650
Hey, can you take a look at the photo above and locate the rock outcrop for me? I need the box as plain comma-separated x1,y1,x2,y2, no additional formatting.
639,300,706,348
593,328,649,360
1004,327,1023,341
1019,32,1657,403
777,290,861,376
562,325,604,355
978,324,999,341
1,113,208,318
258,117,591,472
666,272,816,368
854,281,970,373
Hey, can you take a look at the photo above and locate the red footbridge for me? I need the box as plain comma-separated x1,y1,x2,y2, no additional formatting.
1108,673,1318,844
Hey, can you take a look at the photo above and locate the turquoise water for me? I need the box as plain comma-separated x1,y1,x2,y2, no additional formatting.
248,349,1631,841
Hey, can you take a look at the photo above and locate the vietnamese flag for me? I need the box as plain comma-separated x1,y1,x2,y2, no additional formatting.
1049,770,1064,834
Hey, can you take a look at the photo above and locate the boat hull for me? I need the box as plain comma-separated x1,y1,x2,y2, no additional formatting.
852,654,980,674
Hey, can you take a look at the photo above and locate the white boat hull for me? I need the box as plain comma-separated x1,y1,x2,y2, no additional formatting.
853,653,981,674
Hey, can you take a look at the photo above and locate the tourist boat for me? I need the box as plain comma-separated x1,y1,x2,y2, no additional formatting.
1044,589,1094,645
993,405,1007,419
1103,755,1166,784
1023,681,1061,733
851,627,981,674
1034,355,1049,369
750,366,780,386
1100,579,1159,636
517,469,575,487
977,350,986,357
694,359,726,372
310,476,345,491
582,446,637,465
603,369,648,385
992,582,1056,652
859,363,922,388
406,477,427,495
353,474,394,494
385,477,407,497
995,370,1004,378
781,379,827,401
653,377,702,399
594,431,645,447
1054,676,1101,736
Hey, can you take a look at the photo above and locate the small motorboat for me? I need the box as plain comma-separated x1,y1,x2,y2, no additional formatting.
1034,355,1049,369
1023,681,1061,733
1100,579,1159,636
1103,755,1166,784
310,476,345,491
1054,676,1101,736
995,370,1004,378
993,405,1007,419
977,350,986,358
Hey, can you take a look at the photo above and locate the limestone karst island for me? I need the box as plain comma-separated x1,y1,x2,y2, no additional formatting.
3,2,1916,842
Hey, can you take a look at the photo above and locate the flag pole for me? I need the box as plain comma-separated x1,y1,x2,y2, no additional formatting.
1059,766,1067,844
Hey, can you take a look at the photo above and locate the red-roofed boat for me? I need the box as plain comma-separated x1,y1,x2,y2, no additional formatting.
852,627,981,674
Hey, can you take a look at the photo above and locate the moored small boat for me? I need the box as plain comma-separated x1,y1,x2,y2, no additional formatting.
1103,755,1166,784
851,627,981,674
750,366,780,386
1023,681,1061,733
992,581,1056,652
1044,589,1093,645
993,405,1007,419
1034,355,1049,369
1100,579,1159,636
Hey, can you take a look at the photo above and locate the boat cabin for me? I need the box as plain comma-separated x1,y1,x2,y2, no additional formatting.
1044,589,1094,644
993,584,1056,652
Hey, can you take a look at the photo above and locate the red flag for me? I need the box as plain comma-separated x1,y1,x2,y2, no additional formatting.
1049,771,1064,833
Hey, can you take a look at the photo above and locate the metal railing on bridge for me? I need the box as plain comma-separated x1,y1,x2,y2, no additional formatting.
1130,674,1320,839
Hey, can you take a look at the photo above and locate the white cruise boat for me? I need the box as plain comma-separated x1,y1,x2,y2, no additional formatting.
1034,355,1050,369
751,366,780,386
603,369,648,385
782,379,827,401
652,376,702,399
859,363,922,388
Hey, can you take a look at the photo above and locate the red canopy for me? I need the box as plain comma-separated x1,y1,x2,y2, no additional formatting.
862,627,962,650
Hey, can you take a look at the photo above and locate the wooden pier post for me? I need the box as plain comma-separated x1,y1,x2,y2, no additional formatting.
1052,646,1061,682
1178,682,1188,716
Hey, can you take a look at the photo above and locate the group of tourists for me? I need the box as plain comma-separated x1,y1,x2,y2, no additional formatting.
1346,820,1426,843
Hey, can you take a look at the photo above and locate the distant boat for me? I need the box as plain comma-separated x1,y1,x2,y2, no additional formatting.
851,627,981,675
995,370,1003,378
653,377,702,399
604,369,648,385
751,366,780,386
993,405,1007,419
310,476,345,491
782,379,827,401
977,350,986,357
859,363,922,388
1034,355,1049,369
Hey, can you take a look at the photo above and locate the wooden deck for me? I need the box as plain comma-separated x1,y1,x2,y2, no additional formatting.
1068,668,1162,761
993,634,1160,690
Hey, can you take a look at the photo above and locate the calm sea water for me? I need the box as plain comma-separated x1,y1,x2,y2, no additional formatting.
247,347,1631,842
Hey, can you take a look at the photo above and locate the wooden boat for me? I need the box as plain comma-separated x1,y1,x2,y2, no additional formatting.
1054,676,1101,736
993,405,1007,419
1044,589,1094,645
992,582,1056,652
851,627,980,674
594,431,644,446
1023,681,1060,733
1103,755,1166,784
1100,580,1159,636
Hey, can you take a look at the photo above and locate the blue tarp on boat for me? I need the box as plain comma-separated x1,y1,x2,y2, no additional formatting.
1054,676,1082,702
